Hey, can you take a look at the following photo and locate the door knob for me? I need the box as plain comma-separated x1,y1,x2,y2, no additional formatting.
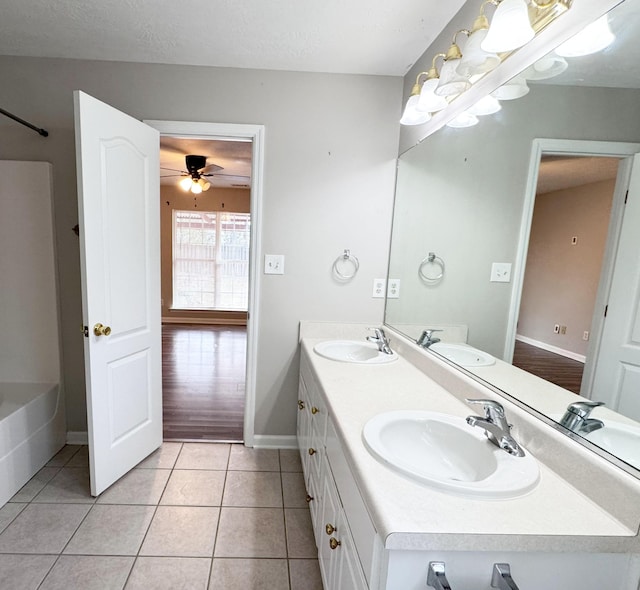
93,323,112,337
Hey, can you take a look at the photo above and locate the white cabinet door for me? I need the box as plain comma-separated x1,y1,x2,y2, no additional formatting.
74,90,162,496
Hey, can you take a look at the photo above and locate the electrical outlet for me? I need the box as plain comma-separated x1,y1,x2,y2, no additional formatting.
387,279,401,298
372,278,386,298
490,262,512,283
264,254,285,275
553,324,560,334
583,331,590,341
560,325,567,335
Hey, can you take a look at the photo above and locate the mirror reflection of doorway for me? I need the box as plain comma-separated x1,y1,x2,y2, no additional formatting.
514,155,620,394
159,137,252,442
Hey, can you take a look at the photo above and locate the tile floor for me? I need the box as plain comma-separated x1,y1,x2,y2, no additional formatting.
0,443,323,590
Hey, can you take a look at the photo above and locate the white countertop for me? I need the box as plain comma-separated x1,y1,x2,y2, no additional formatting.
301,337,640,552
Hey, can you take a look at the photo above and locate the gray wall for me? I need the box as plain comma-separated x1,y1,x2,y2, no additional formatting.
386,84,640,359
0,56,402,436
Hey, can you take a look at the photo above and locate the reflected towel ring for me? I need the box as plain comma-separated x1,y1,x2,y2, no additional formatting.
418,252,445,283
333,249,360,281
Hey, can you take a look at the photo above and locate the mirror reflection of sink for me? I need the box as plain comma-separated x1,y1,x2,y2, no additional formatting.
313,340,398,364
362,410,539,499
430,342,496,367
582,422,640,468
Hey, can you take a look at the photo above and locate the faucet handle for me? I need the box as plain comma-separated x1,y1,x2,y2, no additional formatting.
566,400,604,418
367,327,386,339
466,398,505,421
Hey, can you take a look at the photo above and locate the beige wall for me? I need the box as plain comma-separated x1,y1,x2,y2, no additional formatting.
160,184,250,324
518,179,615,356
0,55,401,436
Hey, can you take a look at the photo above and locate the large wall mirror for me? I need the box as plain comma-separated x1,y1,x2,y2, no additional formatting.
385,0,640,472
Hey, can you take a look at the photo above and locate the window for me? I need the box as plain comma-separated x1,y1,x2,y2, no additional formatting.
172,210,250,311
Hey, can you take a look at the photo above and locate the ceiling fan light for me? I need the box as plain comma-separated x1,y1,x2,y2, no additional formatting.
179,177,193,191
190,182,202,194
555,15,615,58
481,0,534,54
201,181,211,191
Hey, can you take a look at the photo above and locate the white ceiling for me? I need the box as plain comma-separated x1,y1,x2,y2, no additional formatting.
0,0,466,76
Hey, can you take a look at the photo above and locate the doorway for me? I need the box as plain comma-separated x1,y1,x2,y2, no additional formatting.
146,120,266,447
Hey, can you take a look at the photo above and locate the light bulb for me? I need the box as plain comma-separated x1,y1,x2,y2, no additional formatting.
201,181,211,191
481,0,534,53
179,177,193,191
457,28,500,77
190,182,202,194
416,78,449,113
400,95,431,126
435,58,471,97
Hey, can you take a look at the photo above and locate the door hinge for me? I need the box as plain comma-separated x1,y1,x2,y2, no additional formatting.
82,325,89,337
604,305,608,318
625,190,629,204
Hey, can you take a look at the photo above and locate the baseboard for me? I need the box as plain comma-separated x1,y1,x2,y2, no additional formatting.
162,317,247,326
516,334,586,363
251,435,298,449
67,431,89,445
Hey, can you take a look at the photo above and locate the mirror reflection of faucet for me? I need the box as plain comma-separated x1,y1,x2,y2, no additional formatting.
416,328,442,348
559,400,605,435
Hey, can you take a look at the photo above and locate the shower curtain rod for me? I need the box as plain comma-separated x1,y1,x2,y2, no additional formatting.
0,107,49,137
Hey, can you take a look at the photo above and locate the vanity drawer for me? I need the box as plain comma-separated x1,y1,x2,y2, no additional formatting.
326,418,377,584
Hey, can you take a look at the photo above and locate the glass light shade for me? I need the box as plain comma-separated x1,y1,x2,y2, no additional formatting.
190,182,202,194
200,180,211,191
457,29,501,77
556,15,615,57
491,76,529,100
416,78,449,112
400,95,432,126
467,95,502,116
446,111,479,128
523,53,568,80
435,59,471,97
481,0,535,53
179,177,193,191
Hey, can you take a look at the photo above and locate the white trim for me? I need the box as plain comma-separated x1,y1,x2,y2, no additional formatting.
250,435,298,450
144,120,265,448
67,431,89,445
515,334,586,363
162,317,247,326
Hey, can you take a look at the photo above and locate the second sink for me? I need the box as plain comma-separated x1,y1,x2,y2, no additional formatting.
362,410,539,499
313,340,398,364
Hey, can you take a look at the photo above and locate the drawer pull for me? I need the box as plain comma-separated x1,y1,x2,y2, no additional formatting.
306,494,314,503
311,406,319,415
325,523,336,535
298,400,305,410
308,448,316,456
329,537,341,550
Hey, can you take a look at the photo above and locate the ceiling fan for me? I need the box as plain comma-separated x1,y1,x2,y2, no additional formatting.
161,154,247,194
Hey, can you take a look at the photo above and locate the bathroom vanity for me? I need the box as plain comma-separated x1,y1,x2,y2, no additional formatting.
297,323,640,590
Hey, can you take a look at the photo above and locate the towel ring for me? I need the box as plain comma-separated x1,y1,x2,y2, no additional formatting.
333,249,360,281
418,252,445,283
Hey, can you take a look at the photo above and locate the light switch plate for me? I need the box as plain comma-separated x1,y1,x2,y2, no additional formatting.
264,254,285,275
387,279,401,298
490,262,512,283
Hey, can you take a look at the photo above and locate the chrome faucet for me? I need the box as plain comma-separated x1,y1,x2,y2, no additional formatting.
366,327,393,355
491,563,520,590
427,562,452,590
559,400,604,434
416,328,442,348
466,399,525,457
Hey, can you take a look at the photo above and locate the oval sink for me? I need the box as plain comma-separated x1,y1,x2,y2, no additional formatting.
362,410,539,499
313,340,398,364
430,343,495,367
583,422,640,469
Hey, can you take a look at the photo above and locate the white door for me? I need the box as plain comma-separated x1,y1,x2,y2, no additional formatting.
591,154,640,421
74,91,162,496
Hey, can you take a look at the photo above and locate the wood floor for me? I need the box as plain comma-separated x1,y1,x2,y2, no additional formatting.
512,339,584,394
162,324,246,442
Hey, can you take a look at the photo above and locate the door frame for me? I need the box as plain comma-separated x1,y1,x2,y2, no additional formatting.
506,138,640,396
145,119,265,447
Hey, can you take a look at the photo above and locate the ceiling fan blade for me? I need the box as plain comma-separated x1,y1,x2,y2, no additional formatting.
211,173,251,179
200,163,224,174
160,173,188,178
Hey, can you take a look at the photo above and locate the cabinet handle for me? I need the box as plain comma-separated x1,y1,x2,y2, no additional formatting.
329,537,341,550
311,406,319,414
298,400,305,410
306,494,314,503
308,448,316,456
325,523,336,535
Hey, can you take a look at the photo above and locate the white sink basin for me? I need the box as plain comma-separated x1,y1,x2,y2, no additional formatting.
583,422,640,469
362,410,539,499
430,342,496,367
313,340,398,364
